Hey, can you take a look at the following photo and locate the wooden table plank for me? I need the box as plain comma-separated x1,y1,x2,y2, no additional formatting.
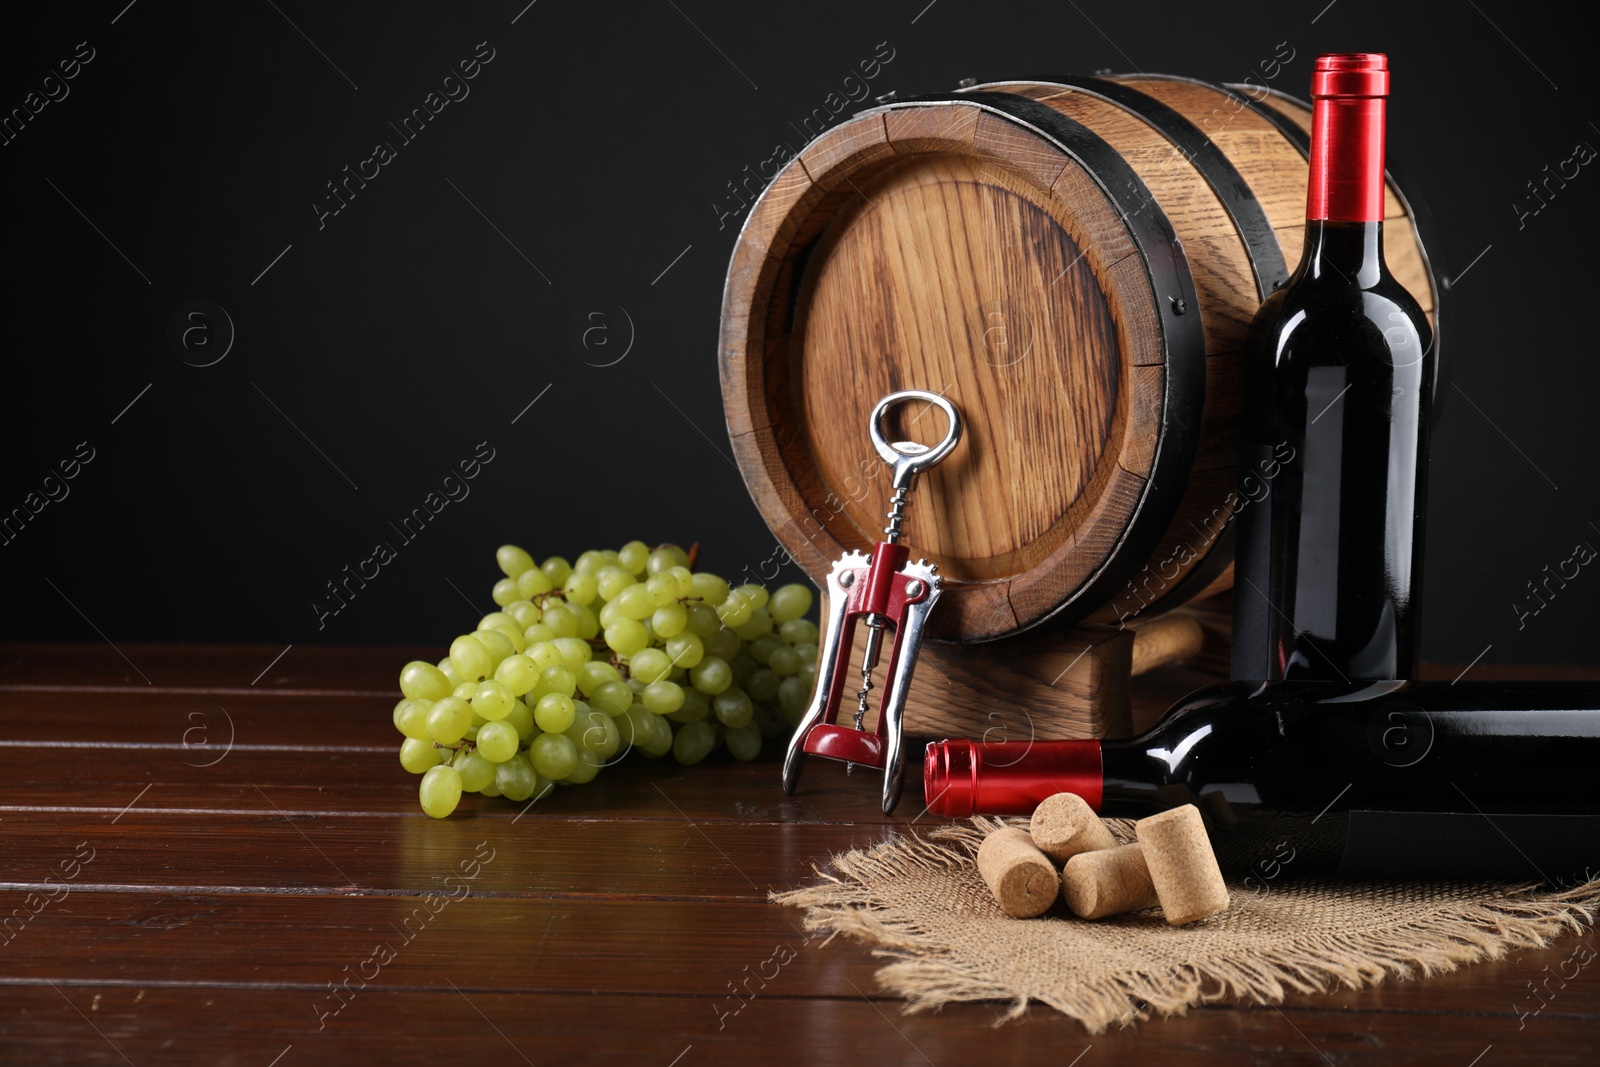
3,984,1593,1067
2,641,1598,1066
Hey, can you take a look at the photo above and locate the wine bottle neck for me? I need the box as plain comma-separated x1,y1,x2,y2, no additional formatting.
1299,218,1386,287
1307,94,1386,223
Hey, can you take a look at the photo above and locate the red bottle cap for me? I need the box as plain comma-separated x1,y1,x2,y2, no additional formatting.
1307,52,1389,223
1310,52,1389,98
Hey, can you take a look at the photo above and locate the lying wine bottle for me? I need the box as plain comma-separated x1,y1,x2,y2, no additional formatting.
924,680,1600,881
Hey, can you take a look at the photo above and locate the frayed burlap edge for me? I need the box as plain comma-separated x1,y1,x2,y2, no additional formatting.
770,817,1600,1033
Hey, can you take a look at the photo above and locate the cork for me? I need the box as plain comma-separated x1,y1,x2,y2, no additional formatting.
1028,792,1117,863
1135,804,1231,926
977,827,1060,918
1060,843,1160,919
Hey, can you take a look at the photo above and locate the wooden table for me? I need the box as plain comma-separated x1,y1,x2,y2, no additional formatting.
1,643,1595,1064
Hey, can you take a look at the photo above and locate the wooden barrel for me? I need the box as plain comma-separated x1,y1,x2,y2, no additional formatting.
719,74,1440,643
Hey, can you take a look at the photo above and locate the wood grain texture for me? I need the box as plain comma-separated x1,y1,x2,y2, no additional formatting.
2,641,1596,1067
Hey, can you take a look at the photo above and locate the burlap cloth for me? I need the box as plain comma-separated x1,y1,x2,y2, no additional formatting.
771,816,1600,1032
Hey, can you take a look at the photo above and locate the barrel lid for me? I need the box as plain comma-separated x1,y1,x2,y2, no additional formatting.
719,92,1205,641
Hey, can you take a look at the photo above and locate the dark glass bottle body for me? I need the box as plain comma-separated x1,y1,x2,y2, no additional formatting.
1232,52,1435,683
923,680,1600,880
1231,218,1435,682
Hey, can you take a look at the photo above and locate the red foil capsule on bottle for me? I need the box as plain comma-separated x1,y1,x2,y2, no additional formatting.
922,737,1103,817
1306,52,1388,223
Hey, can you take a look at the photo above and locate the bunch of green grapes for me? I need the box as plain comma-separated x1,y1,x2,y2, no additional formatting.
390,541,820,818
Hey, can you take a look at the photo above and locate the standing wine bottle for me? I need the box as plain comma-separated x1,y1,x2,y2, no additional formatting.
923,680,1600,880
1232,53,1435,682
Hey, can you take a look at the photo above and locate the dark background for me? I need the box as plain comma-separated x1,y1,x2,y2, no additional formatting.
2,0,1595,669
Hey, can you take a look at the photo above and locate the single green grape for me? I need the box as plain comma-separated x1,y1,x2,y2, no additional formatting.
617,540,650,575
715,594,754,629
797,659,817,689
768,646,803,676
770,583,814,624
641,574,675,608
573,549,607,575
492,577,520,607
641,679,685,715
703,626,742,662
541,603,579,639
495,753,540,801
400,661,454,702
605,619,649,657
713,687,755,729
504,698,536,740
494,654,538,697
690,572,729,605
475,630,515,667
665,631,705,670
419,765,463,818
746,668,780,703
684,603,720,638
779,618,820,646
553,637,592,673
613,584,655,621
571,603,601,640
426,696,475,744
647,544,688,575
453,747,497,791
597,566,635,601
563,750,603,784
538,665,577,699
476,721,519,763
650,602,687,639
525,641,565,673
497,544,536,578
529,732,578,779
672,720,717,765
534,692,577,733
563,570,599,606
479,777,503,798
505,599,541,629
725,720,762,762
396,699,433,740
522,622,557,646
474,679,515,721
591,680,635,717
735,584,770,611
399,737,443,773
436,656,463,687
449,634,494,683
629,647,671,684
792,643,819,665
477,611,518,634
490,622,527,653
541,556,572,585
517,567,554,598
778,676,810,723
577,710,620,759
690,656,732,695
